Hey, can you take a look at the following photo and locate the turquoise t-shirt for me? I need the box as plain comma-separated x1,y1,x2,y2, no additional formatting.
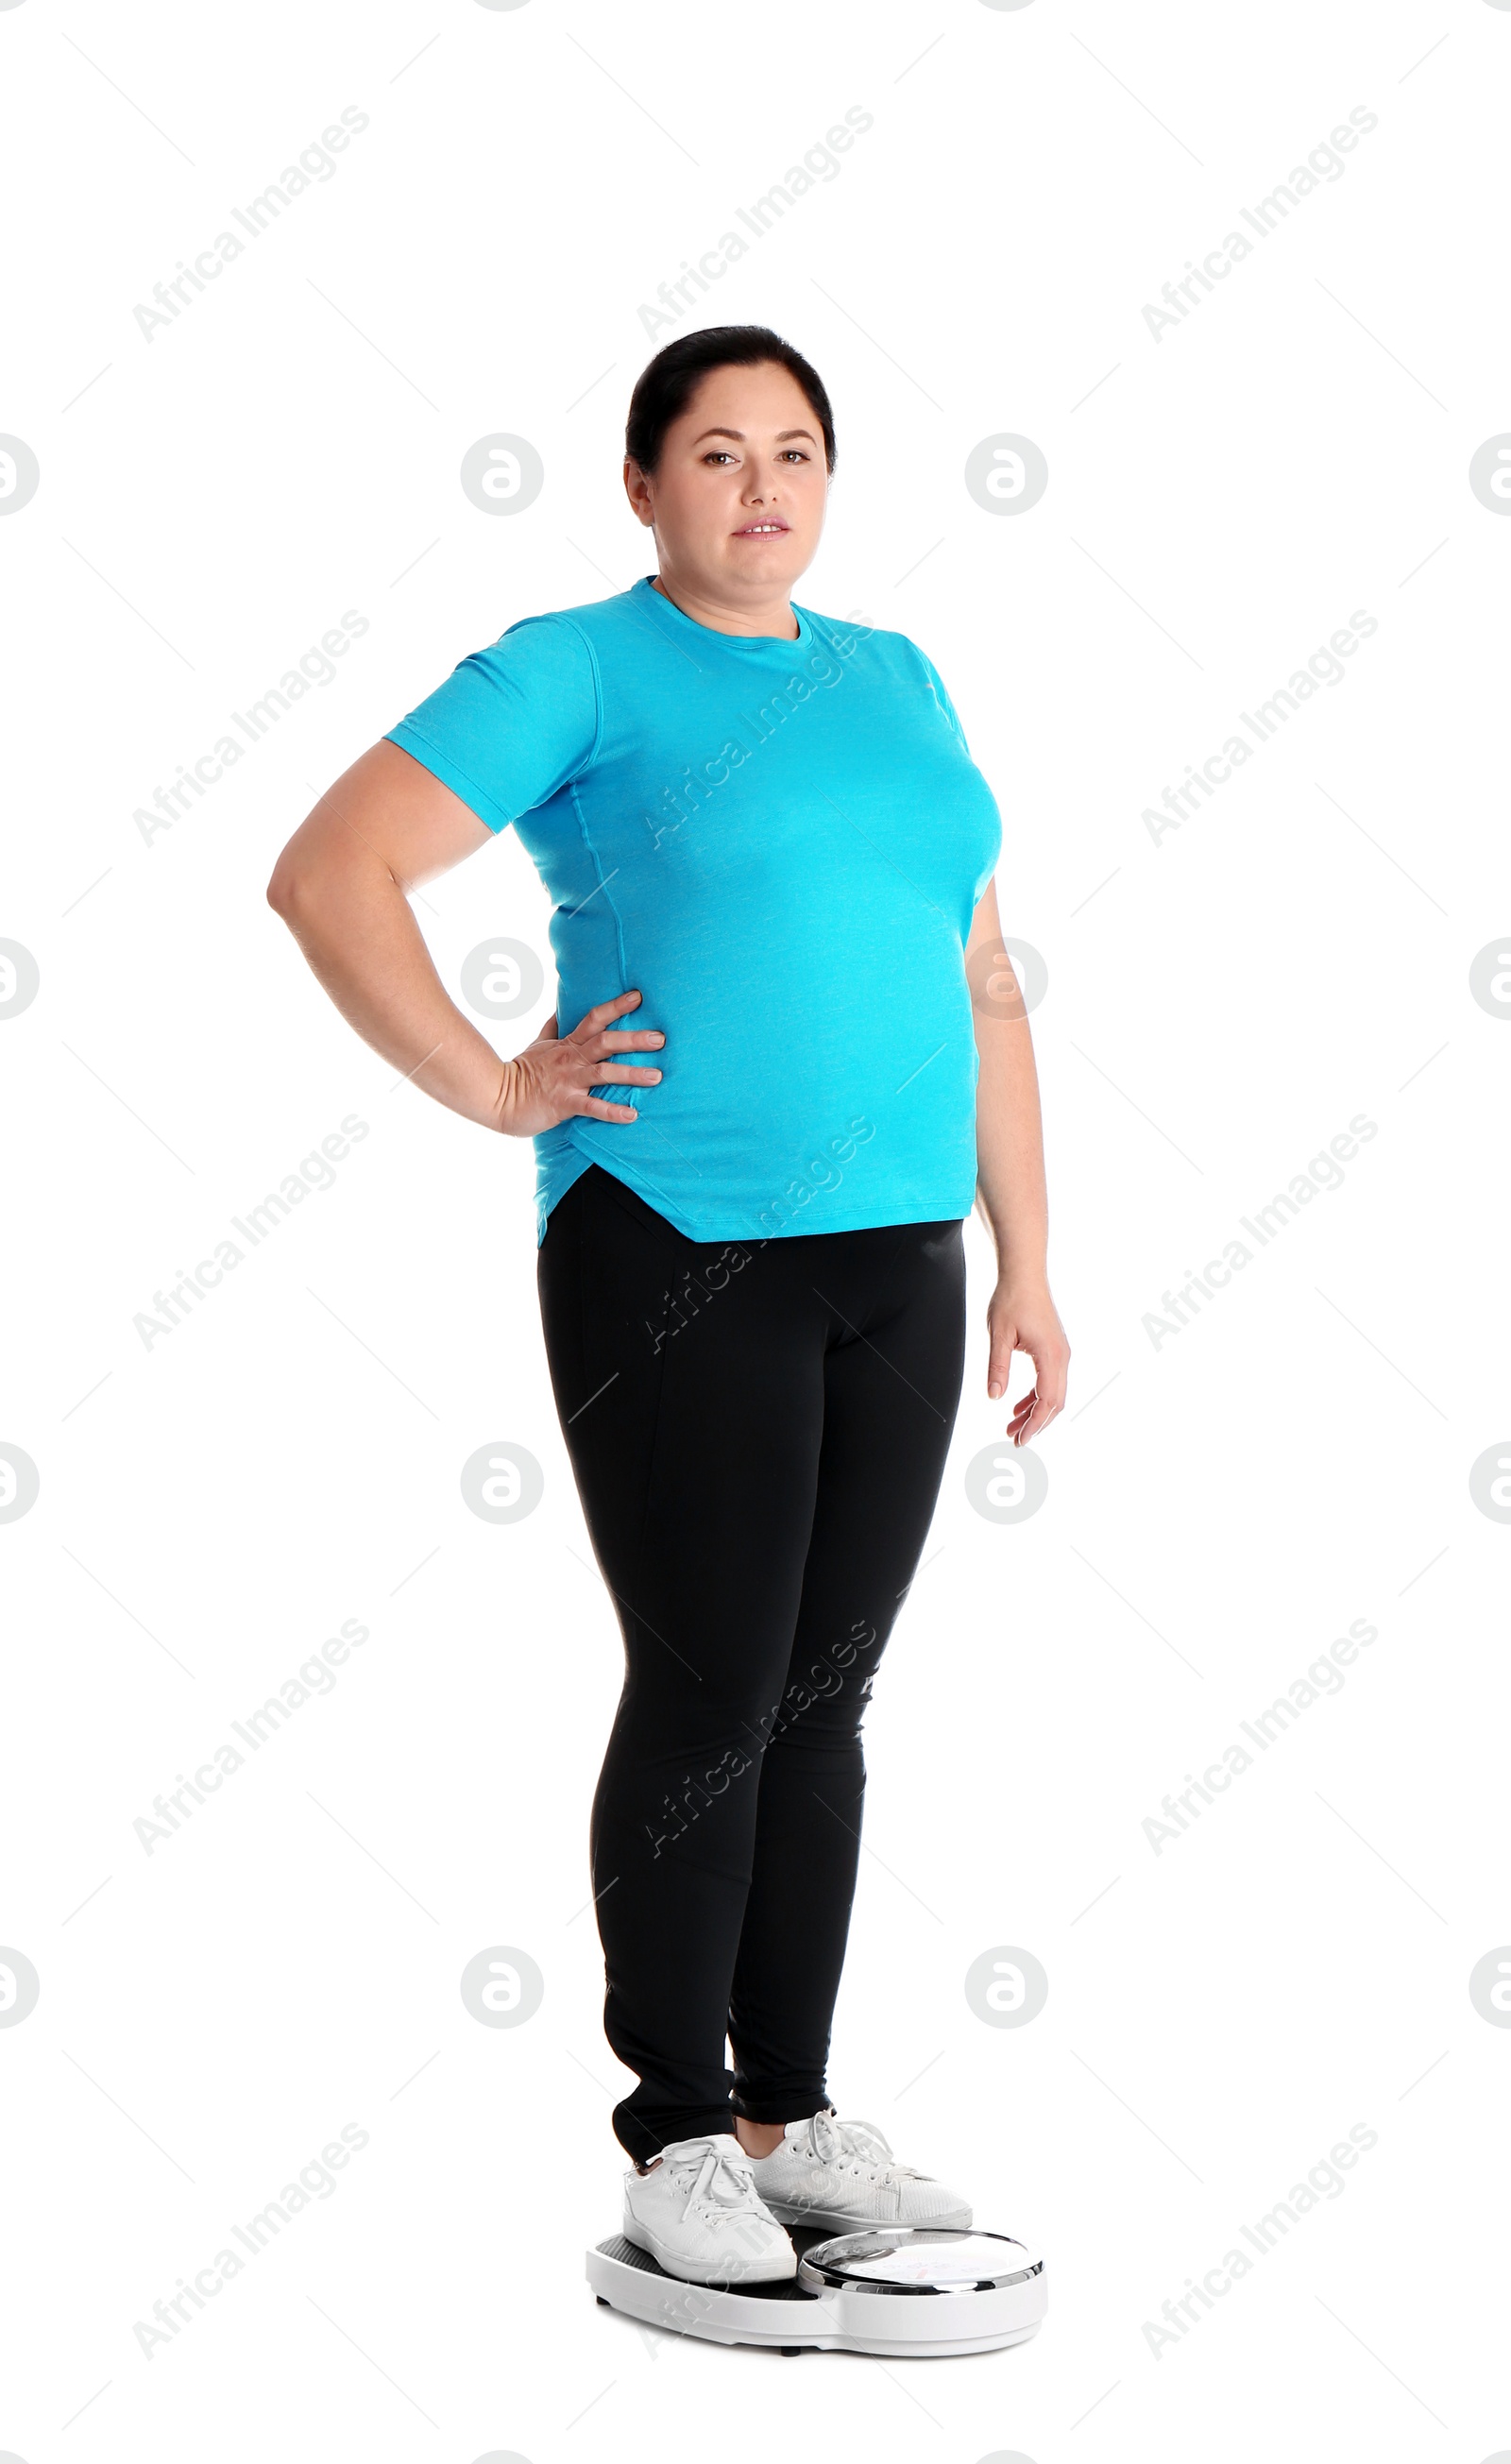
385,577,1002,1246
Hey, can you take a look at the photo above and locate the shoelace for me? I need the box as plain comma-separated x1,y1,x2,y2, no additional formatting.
663,2137,769,2218
801,2109,927,2182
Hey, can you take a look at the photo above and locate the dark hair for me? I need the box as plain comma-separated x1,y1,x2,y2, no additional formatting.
625,325,836,477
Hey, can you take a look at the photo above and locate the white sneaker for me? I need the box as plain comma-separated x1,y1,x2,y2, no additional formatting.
621,2134,797,2285
745,2107,972,2233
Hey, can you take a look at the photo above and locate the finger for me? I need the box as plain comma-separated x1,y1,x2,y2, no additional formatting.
576,1095,641,1122
574,989,644,1038
1007,1393,1036,1438
986,1331,1018,1402
1036,1350,1070,1419
583,1063,663,1085
596,1028,666,1051
1015,1392,1062,1446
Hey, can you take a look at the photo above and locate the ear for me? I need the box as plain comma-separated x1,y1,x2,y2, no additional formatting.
622,456,655,528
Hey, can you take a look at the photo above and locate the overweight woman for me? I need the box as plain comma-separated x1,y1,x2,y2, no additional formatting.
267,324,1069,2290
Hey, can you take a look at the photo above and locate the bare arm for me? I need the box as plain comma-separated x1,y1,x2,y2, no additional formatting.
264,740,664,1135
966,876,1070,1444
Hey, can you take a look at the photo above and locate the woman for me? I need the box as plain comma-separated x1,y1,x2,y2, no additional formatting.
267,324,1068,2290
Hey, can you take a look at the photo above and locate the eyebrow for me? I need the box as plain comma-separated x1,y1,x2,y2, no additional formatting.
689,426,819,447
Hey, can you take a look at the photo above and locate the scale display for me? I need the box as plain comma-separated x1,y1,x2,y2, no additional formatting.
800,2228,1039,2293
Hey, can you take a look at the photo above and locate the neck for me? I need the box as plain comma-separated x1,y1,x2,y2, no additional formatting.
650,571,799,642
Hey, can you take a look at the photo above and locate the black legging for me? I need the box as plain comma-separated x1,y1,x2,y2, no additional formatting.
536,1163,968,2164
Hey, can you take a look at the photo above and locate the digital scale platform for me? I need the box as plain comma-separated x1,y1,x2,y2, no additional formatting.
586,2221,1047,2358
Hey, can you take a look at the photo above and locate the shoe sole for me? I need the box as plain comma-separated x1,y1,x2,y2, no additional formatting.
620,2215,797,2286
761,2197,973,2234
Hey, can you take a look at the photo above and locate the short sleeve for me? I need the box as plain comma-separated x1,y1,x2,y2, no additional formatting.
384,613,602,834
908,641,971,755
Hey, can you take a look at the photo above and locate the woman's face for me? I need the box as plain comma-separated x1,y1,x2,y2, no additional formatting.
625,360,829,609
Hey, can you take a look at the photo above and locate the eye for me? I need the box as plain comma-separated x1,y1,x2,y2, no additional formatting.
778,449,811,463
703,450,738,466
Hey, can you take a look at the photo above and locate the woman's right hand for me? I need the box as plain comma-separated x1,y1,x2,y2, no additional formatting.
266,749,666,1146
496,989,665,1138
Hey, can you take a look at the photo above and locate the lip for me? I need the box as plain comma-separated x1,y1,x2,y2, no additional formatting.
732,519,790,536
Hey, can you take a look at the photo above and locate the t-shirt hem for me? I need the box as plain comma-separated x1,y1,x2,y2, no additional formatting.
534,1146,597,1246
537,1150,974,1245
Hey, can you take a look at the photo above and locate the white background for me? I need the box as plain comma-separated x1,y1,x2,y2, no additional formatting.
3,0,1509,2456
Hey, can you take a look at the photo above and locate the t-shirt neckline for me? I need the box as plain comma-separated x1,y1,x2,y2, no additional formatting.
636,573,810,650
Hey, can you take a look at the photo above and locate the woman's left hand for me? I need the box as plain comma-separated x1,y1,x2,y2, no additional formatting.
986,1279,1070,1446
